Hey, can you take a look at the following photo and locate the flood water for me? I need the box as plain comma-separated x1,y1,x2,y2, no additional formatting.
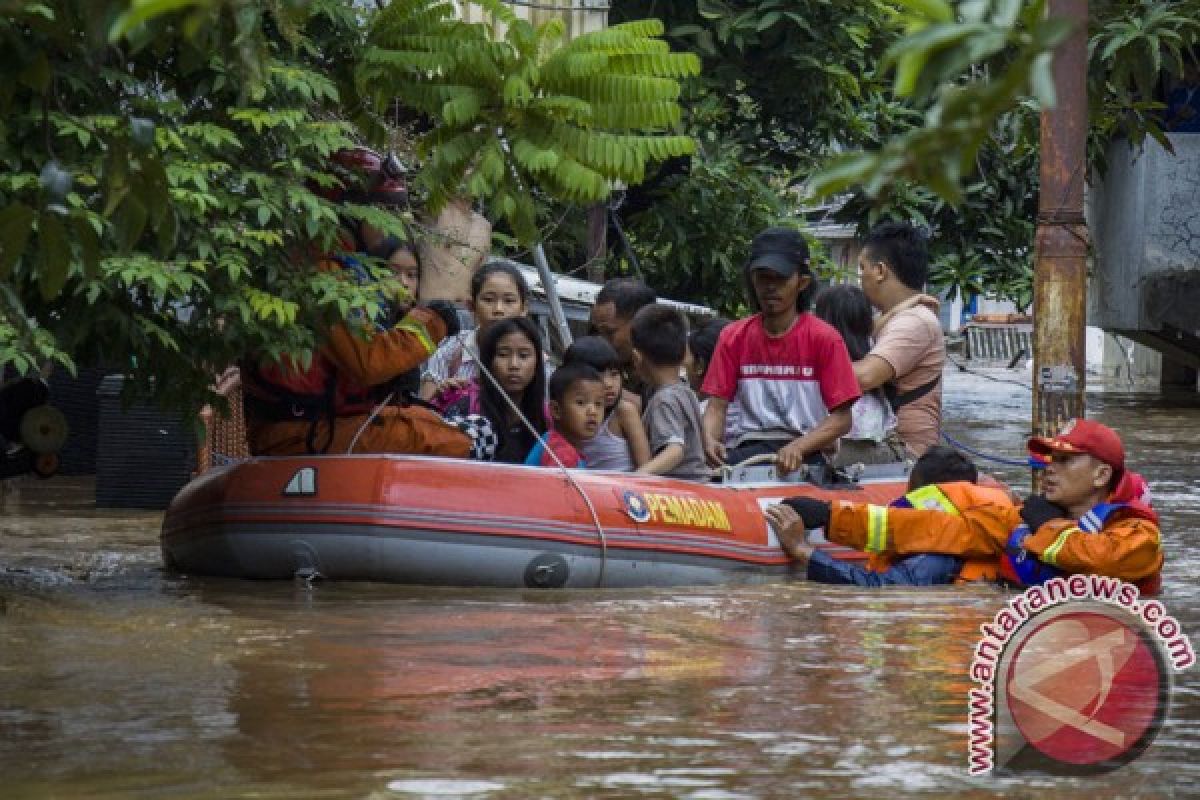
1,368,1198,798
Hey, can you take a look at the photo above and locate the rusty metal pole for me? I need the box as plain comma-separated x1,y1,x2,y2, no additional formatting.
1032,0,1089,453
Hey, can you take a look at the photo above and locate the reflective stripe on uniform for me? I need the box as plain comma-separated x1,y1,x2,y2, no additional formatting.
394,317,436,356
1040,526,1079,567
904,485,960,515
866,504,888,553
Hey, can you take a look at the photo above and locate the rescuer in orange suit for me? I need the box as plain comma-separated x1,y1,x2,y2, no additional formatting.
762,446,1010,586
767,419,1162,593
242,148,471,458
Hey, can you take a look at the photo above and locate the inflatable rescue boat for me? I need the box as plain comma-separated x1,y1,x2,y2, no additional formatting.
161,456,911,588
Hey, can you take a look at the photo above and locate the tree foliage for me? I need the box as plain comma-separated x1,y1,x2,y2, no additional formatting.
808,0,1070,203
358,0,700,246
812,0,1200,201
604,0,1200,314
647,0,900,166
613,92,790,316
0,0,402,412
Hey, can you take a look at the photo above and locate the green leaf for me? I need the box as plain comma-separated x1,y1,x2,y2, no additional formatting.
806,152,878,199
1028,52,1056,108
37,211,72,301
756,11,782,31
108,0,207,42
891,0,955,24
19,52,51,92
0,204,36,279
115,196,149,253
72,214,100,279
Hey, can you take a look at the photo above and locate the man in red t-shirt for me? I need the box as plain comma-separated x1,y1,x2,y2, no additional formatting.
701,228,861,475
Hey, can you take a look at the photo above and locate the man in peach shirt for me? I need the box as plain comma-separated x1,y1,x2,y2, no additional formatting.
853,221,945,456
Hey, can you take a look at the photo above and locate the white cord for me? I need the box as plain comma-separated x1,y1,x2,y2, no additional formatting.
346,392,394,454
467,342,610,587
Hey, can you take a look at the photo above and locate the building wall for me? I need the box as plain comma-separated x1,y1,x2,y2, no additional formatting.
454,1,609,38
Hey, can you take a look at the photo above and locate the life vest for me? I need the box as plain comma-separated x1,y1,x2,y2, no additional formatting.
241,256,418,452
999,500,1161,594
884,483,1001,583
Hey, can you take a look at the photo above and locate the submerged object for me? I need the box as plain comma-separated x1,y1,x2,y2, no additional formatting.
161,456,910,588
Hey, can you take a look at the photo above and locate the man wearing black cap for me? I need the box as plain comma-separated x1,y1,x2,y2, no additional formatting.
700,227,861,475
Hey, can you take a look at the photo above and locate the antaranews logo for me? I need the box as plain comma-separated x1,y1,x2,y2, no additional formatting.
967,575,1194,776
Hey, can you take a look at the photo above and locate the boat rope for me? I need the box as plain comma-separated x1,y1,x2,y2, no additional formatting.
346,392,395,454
467,346,610,588
939,429,1031,468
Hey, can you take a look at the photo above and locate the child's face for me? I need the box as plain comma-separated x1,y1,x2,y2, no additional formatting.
599,367,623,409
552,379,605,442
491,331,538,397
388,249,420,311
472,273,526,331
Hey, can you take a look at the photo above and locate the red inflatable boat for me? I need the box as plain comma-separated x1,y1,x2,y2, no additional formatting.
161,455,911,588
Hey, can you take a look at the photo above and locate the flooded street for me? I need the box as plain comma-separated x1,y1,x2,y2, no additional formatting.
1,369,1198,798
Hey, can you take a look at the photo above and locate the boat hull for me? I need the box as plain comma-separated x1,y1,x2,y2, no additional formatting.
162,455,907,588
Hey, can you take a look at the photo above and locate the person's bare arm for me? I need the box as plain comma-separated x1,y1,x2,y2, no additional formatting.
702,396,728,466
775,403,853,475
852,354,895,393
638,442,684,476
615,399,652,467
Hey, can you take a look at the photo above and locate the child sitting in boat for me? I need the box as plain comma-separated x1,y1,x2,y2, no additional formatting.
463,316,549,464
812,285,905,466
561,336,650,471
422,261,533,409
630,306,709,481
526,362,606,468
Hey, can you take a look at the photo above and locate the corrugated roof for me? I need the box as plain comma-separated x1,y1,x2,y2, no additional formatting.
491,257,717,318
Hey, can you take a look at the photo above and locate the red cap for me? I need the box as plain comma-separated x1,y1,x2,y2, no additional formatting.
1027,419,1125,471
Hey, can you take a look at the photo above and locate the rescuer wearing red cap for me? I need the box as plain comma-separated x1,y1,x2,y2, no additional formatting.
769,419,1163,593
241,147,471,457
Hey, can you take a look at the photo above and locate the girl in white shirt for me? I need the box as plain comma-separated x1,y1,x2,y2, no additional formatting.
813,285,906,466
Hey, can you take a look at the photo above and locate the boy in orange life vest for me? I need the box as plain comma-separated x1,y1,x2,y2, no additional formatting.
769,420,1163,591
764,446,1007,586
242,148,471,458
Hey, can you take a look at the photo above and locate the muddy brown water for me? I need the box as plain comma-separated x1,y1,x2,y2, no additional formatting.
1,369,1197,798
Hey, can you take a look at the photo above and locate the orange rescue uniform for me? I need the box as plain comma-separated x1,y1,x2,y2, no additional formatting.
824,481,1163,586
868,483,1008,583
246,296,470,459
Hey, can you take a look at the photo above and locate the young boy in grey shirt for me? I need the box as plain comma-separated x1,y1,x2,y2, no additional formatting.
630,305,709,481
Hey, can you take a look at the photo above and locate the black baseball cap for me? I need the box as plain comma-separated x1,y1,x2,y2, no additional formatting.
745,227,810,276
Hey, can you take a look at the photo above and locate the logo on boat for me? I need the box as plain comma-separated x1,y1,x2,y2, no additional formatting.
623,490,651,523
624,489,731,532
283,467,317,496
